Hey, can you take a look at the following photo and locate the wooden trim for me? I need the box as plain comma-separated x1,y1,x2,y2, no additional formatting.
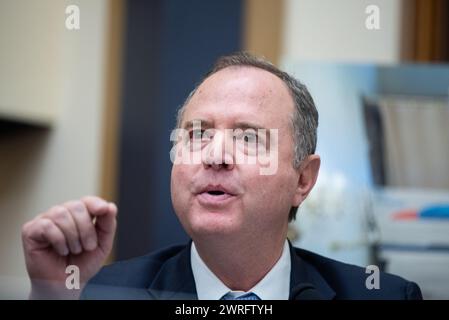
400,0,416,61
100,0,125,203
100,0,126,262
412,0,449,62
415,0,435,61
243,0,284,65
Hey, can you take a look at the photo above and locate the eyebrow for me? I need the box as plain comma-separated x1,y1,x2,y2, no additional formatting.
233,121,266,131
182,119,266,131
182,119,213,130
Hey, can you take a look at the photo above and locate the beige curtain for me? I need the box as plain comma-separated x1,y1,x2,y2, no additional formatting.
379,96,449,189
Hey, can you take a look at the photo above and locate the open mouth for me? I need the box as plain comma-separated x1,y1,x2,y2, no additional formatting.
196,185,236,206
206,190,226,196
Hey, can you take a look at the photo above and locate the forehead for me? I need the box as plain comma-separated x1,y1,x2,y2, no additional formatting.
181,66,294,128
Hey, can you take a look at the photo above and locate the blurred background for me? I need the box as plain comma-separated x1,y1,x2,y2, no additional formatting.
0,0,448,299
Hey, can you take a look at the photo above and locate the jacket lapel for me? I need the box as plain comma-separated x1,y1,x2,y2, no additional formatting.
288,241,336,300
147,241,198,300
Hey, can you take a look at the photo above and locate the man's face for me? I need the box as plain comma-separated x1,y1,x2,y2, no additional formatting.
170,66,302,241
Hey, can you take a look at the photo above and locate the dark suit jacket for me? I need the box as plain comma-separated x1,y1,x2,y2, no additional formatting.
81,241,422,300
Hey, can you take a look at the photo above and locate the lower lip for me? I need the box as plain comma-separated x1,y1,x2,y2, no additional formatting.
196,192,236,207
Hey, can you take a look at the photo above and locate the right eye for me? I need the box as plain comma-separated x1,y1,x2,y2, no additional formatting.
189,129,204,141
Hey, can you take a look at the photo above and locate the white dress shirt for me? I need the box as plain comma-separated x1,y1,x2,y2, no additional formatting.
191,240,291,300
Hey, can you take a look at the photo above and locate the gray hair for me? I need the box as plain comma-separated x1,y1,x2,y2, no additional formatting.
175,52,319,221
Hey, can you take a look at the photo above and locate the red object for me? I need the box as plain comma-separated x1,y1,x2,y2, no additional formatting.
392,209,418,220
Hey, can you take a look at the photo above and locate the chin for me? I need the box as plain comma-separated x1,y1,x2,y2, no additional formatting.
187,211,242,237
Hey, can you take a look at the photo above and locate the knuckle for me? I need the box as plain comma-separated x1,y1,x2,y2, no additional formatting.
81,195,98,203
82,195,107,208
66,200,85,214
21,221,32,237
50,206,69,223
40,218,53,232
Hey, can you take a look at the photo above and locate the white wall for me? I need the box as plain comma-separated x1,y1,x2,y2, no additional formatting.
283,0,404,64
281,0,406,266
284,62,377,266
0,0,109,298
283,62,377,186
0,0,65,124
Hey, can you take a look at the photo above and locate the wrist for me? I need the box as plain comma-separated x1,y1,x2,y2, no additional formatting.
29,279,84,300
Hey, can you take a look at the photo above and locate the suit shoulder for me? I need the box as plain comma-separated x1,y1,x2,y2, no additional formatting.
293,247,422,300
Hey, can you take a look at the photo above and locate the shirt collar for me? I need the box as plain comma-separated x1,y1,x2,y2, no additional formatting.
191,240,291,300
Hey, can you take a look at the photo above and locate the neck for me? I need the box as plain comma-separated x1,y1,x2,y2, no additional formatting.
193,230,287,291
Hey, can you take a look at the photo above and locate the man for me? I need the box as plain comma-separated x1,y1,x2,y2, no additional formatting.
21,52,422,300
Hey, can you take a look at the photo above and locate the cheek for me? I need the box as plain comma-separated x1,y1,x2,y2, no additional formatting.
172,163,194,183
240,165,298,215
171,165,192,209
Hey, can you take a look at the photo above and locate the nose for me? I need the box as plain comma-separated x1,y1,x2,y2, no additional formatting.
203,130,235,171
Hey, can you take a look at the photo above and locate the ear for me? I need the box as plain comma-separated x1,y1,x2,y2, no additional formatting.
292,155,320,207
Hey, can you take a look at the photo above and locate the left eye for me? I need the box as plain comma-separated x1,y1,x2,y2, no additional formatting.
244,134,256,143
235,131,257,143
